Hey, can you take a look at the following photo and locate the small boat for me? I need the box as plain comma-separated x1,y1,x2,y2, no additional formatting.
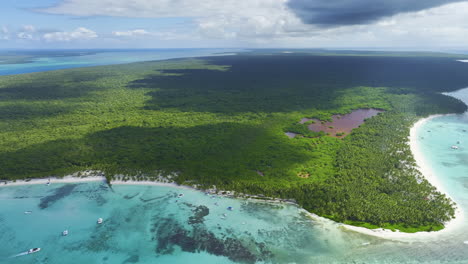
27,248,41,254
464,241,468,245
227,206,233,211
223,213,227,217
178,193,184,197
62,230,69,236
24,211,32,214
97,218,103,224
214,202,219,206
46,179,51,186
361,242,371,246
452,145,459,150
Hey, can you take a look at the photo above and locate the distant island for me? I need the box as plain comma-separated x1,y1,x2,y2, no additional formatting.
1,51,468,232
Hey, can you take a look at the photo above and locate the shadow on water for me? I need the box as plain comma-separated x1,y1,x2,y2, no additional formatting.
39,184,80,209
127,55,468,114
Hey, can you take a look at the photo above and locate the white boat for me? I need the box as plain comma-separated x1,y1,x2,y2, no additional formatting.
24,211,32,214
452,145,459,150
97,218,103,224
62,230,69,236
361,242,371,246
464,241,468,245
27,248,41,254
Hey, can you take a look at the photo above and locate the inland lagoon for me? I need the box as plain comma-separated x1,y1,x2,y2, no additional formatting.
300,108,384,138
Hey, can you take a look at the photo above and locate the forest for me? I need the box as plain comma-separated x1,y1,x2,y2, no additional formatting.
1,53,468,232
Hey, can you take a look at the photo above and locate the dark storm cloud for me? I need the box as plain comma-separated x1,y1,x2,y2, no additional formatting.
287,0,467,26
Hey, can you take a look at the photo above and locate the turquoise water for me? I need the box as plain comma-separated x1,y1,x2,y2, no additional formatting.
0,182,376,264
0,49,238,76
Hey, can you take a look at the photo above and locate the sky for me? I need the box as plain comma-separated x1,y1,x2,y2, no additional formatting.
1,0,468,50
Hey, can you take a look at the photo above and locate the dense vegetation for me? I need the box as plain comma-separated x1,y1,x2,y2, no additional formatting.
1,53,468,232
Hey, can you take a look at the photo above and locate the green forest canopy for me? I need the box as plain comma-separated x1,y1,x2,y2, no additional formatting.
1,53,468,232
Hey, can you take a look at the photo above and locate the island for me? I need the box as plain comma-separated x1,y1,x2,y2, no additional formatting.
1,51,468,233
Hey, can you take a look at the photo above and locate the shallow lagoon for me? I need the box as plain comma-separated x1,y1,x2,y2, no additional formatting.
0,49,237,76
0,182,375,264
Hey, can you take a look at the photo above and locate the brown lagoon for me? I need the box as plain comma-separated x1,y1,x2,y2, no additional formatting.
301,108,384,137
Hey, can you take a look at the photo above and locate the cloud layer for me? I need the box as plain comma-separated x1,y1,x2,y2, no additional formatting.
43,28,97,42
287,0,466,26
2,0,467,48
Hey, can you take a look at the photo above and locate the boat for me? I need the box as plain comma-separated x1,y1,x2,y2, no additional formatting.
97,218,103,224
46,178,51,186
227,206,233,211
361,242,371,246
464,241,468,245
62,230,69,236
24,211,32,214
452,145,459,150
27,248,41,254
178,193,184,197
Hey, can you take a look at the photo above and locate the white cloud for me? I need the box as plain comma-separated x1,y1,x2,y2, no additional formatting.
112,29,149,37
17,32,34,40
37,0,468,48
0,26,9,40
43,27,98,42
22,25,36,32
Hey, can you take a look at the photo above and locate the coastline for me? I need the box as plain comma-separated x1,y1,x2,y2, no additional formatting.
340,114,465,241
0,175,106,187
0,114,464,240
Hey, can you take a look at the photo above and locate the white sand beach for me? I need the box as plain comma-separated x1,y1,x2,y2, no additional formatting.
339,114,465,241
0,175,106,187
1,114,465,242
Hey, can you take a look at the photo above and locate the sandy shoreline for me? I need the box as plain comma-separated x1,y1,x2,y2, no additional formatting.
0,175,107,187
0,114,464,241
339,114,465,241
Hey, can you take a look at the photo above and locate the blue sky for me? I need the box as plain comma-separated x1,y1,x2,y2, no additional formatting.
1,0,468,49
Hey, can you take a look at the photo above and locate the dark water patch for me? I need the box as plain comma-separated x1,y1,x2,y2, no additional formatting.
38,184,79,209
13,195,44,199
75,183,109,206
122,255,139,263
301,109,384,138
67,215,119,253
139,193,172,203
240,202,286,223
188,205,210,225
459,177,468,189
441,162,459,168
454,153,468,164
152,217,273,264
123,193,140,200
